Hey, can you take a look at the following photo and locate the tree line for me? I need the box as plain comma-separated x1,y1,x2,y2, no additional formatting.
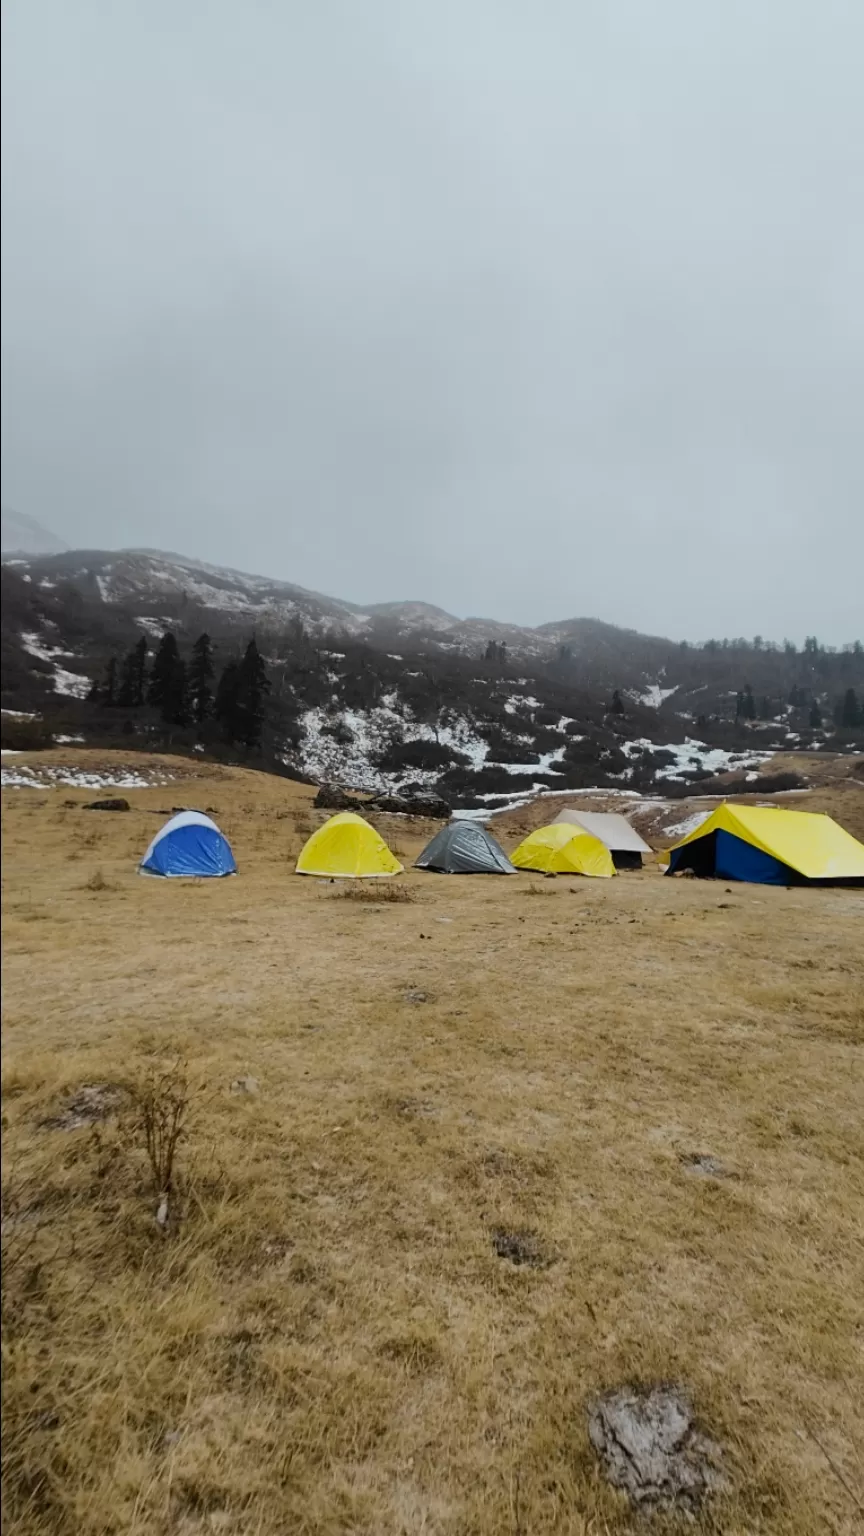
89,632,271,751
735,683,862,730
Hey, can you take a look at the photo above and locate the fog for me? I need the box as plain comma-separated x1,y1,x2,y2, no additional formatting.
2,1,863,642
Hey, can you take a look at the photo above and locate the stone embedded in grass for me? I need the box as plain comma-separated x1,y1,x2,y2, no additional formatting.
230,1075,260,1095
679,1152,730,1178
403,989,430,1004
82,798,130,812
41,1082,127,1130
490,1226,548,1267
587,1384,727,1510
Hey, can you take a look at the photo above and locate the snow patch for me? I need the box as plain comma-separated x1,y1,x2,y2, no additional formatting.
663,810,711,839
291,702,492,791
622,736,769,781
52,667,91,699
1,765,172,790
638,684,679,709
21,631,72,663
135,616,170,639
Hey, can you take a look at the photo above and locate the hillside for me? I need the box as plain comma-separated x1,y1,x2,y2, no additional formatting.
2,547,863,809
2,753,862,1535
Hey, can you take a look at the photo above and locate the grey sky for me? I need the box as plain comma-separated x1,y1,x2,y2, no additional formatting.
2,1,863,643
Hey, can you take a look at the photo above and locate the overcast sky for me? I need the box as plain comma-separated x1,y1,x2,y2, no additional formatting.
2,2,863,643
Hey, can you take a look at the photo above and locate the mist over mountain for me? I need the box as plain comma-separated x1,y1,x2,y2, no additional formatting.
1,508,67,556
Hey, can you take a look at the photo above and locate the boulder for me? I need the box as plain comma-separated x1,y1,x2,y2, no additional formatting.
368,791,451,819
83,797,130,812
313,783,357,810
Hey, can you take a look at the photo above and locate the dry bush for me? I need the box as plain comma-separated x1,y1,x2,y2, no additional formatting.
328,882,415,903
82,868,110,892
520,881,556,895
124,1061,193,1220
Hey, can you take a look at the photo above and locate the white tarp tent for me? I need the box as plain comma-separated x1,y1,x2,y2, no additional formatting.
552,810,651,867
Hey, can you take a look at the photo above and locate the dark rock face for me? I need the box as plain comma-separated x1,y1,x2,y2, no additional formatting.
83,797,130,812
368,791,451,819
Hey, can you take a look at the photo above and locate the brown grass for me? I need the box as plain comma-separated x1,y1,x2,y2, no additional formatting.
329,882,416,904
2,751,863,1535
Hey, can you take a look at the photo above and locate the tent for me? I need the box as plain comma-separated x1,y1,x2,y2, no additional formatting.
139,811,237,878
553,809,651,868
415,821,516,874
295,811,403,878
666,804,864,886
510,822,615,878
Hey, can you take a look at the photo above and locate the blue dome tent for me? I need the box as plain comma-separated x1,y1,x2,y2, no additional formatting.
139,811,236,878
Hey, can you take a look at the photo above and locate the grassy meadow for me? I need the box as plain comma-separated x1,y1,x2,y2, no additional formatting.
2,752,863,1535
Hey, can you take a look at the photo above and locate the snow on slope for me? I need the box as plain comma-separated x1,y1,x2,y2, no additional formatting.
1,764,170,790
20,632,91,699
621,736,769,781
638,683,679,708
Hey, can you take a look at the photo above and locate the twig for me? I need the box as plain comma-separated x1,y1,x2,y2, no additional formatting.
797,1424,864,1517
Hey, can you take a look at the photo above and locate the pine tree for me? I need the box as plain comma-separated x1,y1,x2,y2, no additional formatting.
809,700,822,729
94,656,118,706
147,633,189,726
610,689,625,715
164,656,190,726
189,633,215,724
759,695,771,720
841,687,860,729
233,638,271,752
735,691,744,719
743,684,756,720
117,637,148,708
214,660,242,742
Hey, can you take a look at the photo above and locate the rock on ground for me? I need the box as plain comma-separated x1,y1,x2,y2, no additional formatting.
587,1383,727,1510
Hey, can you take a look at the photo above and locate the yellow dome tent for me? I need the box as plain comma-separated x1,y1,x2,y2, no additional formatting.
295,811,404,879
510,822,615,878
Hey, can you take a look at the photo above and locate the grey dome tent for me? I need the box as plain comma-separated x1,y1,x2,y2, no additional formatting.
415,821,516,874
552,810,651,869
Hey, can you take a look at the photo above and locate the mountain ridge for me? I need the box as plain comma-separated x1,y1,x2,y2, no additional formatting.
3,544,862,808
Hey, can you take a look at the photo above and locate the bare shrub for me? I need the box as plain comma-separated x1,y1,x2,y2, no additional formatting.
83,868,110,892
125,1062,192,1221
329,883,414,904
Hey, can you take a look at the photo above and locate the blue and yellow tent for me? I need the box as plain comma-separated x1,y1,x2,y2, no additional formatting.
665,804,864,886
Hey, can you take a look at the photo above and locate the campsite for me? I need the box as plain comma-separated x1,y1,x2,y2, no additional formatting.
2,748,863,1535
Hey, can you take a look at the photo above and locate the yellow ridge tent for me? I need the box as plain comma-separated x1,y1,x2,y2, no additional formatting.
510,822,615,878
666,804,864,885
296,812,404,879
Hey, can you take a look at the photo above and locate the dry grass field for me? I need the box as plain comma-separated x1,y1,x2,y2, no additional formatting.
2,752,863,1535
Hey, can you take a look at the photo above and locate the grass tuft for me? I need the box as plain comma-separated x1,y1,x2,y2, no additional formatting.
328,882,415,903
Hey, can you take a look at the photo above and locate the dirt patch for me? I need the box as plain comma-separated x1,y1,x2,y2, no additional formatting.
41,1083,128,1131
490,1227,548,1268
388,1095,438,1119
587,1383,727,1510
679,1152,731,1178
